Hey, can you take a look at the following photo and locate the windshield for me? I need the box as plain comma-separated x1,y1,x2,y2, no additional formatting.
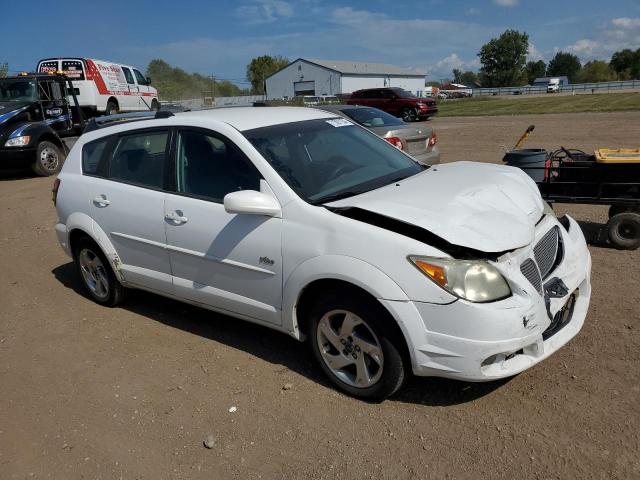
0,79,37,102
392,88,416,98
244,118,424,204
341,107,404,127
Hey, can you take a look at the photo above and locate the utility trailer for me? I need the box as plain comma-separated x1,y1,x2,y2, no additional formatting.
506,146,640,250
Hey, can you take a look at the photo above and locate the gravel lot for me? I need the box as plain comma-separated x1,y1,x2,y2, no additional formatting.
1,111,638,479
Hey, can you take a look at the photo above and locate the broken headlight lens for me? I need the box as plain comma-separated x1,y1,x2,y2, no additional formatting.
408,256,511,303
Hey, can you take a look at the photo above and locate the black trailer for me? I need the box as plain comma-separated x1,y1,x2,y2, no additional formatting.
505,147,640,250
0,72,85,176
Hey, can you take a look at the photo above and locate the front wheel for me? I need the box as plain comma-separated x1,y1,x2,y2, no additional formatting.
402,107,416,122
31,141,65,176
308,294,406,400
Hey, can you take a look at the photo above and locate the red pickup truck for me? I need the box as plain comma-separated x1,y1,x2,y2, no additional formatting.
346,87,438,122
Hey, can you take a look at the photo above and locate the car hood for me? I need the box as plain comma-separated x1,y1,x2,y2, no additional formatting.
326,161,544,253
0,102,31,125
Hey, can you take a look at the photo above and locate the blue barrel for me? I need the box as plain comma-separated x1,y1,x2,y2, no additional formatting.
503,149,548,182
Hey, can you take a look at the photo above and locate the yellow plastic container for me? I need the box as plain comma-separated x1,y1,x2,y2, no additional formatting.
595,148,640,164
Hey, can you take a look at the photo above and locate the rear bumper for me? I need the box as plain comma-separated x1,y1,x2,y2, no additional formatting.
0,147,36,170
411,147,440,165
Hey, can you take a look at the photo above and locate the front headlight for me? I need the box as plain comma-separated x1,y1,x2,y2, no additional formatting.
5,135,31,147
543,201,556,218
409,256,511,302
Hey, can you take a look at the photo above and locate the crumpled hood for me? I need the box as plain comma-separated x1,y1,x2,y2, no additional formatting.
327,161,544,253
0,102,31,126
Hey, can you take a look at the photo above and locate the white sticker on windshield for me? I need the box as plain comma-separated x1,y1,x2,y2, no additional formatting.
325,118,353,127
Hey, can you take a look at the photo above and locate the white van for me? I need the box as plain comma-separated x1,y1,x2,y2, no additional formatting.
37,58,159,116
547,78,560,93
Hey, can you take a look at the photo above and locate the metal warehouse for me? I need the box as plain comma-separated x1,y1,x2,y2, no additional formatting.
265,58,426,100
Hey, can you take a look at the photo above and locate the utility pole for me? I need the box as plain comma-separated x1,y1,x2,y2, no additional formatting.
209,74,215,98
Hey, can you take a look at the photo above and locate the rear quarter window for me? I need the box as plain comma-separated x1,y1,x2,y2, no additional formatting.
82,138,108,176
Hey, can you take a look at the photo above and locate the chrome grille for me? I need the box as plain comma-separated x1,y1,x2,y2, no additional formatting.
534,226,560,279
520,258,542,294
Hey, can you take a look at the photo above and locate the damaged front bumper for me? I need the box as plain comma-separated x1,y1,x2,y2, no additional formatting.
381,214,591,381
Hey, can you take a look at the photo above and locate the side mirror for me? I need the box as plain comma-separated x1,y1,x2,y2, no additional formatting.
223,190,281,218
146,77,152,85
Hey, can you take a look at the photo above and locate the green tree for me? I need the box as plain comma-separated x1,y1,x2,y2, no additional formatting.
477,29,529,87
578,60,617,83
0,62,8,78
146,59,242,100
547,52,581,82
452,69,478,86
525,60,546,84
610,48,640,79
246,55,289,94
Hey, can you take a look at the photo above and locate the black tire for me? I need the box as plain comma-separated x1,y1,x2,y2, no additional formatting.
151,99,160,111
307,291,406,400
609,205,639,219
31,140,65,176
607,212,640,250
74,237,127,306
106,99,118,115
401,107,416,122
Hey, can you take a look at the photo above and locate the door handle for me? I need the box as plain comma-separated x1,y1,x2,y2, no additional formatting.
165,211,188,224
93,195,110,207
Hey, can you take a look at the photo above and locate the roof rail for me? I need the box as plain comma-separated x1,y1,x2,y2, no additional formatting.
84,110,174,134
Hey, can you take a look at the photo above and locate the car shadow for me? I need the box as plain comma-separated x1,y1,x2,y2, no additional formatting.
577,220,612,249
0,170,34,181
52,261,509,407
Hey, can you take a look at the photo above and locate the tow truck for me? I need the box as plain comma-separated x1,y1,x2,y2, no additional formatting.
0,72,85,176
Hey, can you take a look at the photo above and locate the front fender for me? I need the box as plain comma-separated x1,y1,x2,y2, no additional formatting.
282,255,410,337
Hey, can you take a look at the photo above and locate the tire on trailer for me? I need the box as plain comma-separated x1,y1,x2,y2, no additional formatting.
306,290,406,400
31,140,66,176
73,237,127,306
106,99,119,115
607,212,640,250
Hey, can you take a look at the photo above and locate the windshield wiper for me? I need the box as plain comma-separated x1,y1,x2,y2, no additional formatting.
313,190,366,205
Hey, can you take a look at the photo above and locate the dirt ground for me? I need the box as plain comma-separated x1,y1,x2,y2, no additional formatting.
1,111,638,479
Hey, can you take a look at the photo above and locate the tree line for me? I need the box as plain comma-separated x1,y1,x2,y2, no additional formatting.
449,30,640,88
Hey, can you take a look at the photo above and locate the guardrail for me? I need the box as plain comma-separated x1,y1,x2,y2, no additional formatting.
472,80,640,96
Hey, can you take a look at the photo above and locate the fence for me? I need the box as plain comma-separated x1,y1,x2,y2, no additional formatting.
472,80,640,96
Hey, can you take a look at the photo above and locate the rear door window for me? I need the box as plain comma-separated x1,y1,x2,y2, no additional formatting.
38,60,59,74
61,60,85,80
108,130,169,189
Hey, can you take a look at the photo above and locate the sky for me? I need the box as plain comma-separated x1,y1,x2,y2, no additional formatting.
2,0,640,85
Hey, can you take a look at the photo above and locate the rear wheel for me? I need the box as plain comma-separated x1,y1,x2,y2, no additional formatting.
307,292,406,400
31,140,65,176
607,212,640,250
106,99,118,115
74,238,127,306
151,99,160,111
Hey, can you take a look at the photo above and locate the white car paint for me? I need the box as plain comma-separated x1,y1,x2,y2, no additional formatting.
54,107,591,382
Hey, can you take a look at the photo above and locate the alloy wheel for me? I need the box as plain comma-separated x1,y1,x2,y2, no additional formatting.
78,248,110,300
316,309,384,388
40,147,59,172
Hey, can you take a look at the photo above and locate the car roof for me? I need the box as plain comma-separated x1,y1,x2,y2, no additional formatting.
172,106,339,131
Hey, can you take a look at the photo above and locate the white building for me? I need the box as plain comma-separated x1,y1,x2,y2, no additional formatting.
265,58,426,100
